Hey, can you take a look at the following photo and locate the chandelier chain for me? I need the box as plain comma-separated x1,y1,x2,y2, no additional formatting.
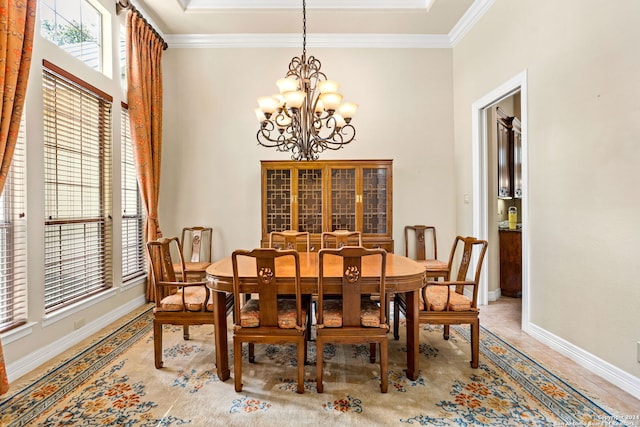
302,0,307,59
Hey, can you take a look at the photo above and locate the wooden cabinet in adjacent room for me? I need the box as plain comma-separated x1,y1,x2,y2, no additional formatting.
260,159,393,251
499,229,522,297
497,108,522,199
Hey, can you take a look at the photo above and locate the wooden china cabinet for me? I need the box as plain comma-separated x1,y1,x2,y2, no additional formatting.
260,159,393,252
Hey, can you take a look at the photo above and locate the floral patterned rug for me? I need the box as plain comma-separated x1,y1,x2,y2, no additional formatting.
0,305,625,426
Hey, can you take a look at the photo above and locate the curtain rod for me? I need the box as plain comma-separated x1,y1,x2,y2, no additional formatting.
116,0,168,50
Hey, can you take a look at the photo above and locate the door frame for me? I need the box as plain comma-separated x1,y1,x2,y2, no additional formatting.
471,70,529,331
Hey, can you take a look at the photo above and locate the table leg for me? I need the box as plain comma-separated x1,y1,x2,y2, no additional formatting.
405,290,420,380
213,291,230,381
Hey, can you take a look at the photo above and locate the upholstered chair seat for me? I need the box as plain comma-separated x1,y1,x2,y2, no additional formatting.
320,298,384,328
157,287,214,312
420,259,449,272
238,298,309,329
422,286,472,312
174,261,212,276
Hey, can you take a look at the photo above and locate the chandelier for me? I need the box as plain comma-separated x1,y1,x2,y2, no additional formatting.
254,0,357,161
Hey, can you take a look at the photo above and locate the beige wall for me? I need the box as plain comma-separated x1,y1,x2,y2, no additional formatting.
160,47,457,258
453,0,640,377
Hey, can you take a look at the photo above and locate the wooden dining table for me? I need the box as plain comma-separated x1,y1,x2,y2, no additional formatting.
205,251,426,381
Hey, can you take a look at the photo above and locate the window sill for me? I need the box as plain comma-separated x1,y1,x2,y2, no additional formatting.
121,274,147,292
0,321,37,345
42,288,118,328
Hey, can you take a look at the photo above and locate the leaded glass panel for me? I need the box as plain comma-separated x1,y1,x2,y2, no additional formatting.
331,168,356,231
362,168,387,234
266,169,291,232
297,169,322,233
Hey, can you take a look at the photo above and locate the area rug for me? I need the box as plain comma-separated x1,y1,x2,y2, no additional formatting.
0,306,626,426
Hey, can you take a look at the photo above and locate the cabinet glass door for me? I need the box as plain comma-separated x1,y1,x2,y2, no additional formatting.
265,169,291,232
362,168,388,234
497,120,512,198
297,168,323,234
513,118,522,198
330,168,356,231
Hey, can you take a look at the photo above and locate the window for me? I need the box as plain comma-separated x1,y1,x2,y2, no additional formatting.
39,0,103,72
119,24,127,91
121,105,145,281
0,116,27,332
43,60,113,313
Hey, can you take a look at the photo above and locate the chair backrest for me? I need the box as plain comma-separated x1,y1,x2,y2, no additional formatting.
321,230,363,248
231,248,303,328
446,236,488,307
181,226,213,263
317,246,387,328
146,236,187,300
404,225,439,261
269,230,310,251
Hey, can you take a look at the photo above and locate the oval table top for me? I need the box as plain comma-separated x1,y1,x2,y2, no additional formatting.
206,251,426,293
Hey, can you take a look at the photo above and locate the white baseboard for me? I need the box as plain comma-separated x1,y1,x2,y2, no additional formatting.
527,322,640,401
6,296,148,382
488,288,501,301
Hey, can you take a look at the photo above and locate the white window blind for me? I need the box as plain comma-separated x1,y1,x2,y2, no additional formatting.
0,115,27,332
43,60,113,313
121,105,145,281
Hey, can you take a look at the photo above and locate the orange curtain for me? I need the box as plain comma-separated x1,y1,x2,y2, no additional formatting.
126,10,165,302
0,0,37,396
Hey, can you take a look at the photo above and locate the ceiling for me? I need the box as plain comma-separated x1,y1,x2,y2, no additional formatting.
131,0,491,48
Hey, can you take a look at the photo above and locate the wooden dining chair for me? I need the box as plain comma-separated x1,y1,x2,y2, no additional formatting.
394,225,450,339
178,226,213,281
321,230,388,357
268,230,313,326
316,246,389,393
321,230,362,248
396,236,488,368
231,248,309,393
146,236,215,369
269,230,311,251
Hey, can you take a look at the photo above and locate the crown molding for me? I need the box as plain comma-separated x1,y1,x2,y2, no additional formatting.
182,0,435,11
164,33,451,49
448,0,495,47
162,0,493,49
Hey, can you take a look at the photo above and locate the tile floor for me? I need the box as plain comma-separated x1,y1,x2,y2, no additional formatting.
481,297,640,418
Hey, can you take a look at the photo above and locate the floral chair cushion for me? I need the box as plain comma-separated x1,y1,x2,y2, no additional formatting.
422,259,449,272
320,298,382,328
158,286,213,312
423,286,472,312
239,298,307,329
184,261,211,272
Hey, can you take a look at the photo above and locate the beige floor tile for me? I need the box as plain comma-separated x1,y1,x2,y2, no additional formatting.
481,297,640,417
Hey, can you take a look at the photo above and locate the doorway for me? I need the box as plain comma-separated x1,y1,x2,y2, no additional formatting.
471,70,529,332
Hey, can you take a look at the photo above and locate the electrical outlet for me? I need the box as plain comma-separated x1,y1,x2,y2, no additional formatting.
74,319,86,330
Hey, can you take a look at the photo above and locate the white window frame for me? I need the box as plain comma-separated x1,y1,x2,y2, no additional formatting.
0,115,27,332
42,60,113,313
39,0,112,77
121,104,145,282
